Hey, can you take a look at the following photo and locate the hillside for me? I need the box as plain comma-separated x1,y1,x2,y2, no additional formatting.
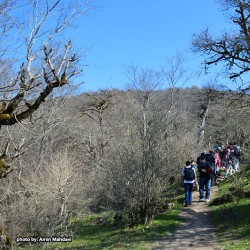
13,158,250,249
0,87,249,248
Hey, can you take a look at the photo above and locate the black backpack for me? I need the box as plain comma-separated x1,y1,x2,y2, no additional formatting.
184,167,195,181
205,153,215,164
208,162,215,175
234,146,240,157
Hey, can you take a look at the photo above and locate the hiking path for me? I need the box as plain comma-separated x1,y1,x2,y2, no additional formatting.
150,182,224,250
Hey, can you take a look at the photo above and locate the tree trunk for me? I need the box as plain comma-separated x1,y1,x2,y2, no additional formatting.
197,100,211,149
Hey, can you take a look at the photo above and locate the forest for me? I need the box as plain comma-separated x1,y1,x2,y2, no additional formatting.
0,0,250,249
1,85,250,243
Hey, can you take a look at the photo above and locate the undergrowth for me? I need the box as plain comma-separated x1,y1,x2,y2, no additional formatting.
211,156,250,250
14,158,250,250
14,198,184,250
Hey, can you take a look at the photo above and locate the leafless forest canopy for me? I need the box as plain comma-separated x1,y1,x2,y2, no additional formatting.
0,0,250,243
0,86,249,237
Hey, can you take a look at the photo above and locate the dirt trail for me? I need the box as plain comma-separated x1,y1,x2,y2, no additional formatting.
150,183,223,250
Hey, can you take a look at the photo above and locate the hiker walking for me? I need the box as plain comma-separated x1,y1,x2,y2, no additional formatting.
225,159,233,177
206,150,216,187
222,145,231,169
182,160,196,207
197,154,211,202
219,146,225,165
232,142,241,172
214,153,221,184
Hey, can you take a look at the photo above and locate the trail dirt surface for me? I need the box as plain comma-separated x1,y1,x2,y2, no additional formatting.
150,184,223,250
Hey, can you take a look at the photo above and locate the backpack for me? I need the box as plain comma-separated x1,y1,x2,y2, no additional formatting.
205,153,215,164
184,167,195,181
234,146,240,157
208,162,215,175
223,149,230,159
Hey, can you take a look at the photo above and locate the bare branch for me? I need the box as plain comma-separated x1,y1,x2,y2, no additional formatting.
192,1,250,94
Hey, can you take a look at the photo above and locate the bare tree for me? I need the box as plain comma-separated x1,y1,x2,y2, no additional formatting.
80,91,115,160
100,61,197,227
196,87,221,149
192,0,250,94
0,0,93,247
0,0,92,177
0,1,88,127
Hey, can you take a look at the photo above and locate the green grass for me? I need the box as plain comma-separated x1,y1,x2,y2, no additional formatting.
213,201,250,250
14,201,184,250
210,161,250,250
55,210,182,250
14,159,250,250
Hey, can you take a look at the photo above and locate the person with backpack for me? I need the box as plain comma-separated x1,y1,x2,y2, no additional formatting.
182,160,196,207
197,155,211,202
196,152,206,166
205,150,216,187
232,142,241,172
222,145,231,169
219,146,225,166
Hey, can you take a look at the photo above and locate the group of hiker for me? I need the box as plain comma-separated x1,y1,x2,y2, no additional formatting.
182,142,241,207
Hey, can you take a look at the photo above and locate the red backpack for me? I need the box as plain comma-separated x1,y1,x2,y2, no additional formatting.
223,149,230,159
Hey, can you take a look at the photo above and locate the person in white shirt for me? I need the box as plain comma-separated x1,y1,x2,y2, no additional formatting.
182,161,196,207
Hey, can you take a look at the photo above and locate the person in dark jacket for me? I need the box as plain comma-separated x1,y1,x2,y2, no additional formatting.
197,156,211,202
206,150,216,187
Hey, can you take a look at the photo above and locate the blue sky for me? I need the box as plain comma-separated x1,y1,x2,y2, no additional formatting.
71,0,230,91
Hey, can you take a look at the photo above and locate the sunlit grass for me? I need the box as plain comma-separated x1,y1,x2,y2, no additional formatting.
14,201,184,250
211,160,250,250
